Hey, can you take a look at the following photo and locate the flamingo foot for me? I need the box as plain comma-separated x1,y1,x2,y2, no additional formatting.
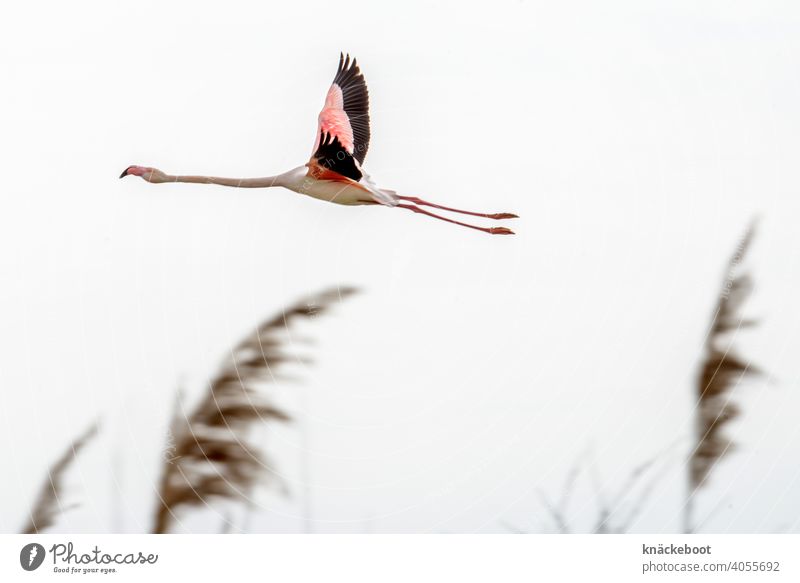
489,227,515,235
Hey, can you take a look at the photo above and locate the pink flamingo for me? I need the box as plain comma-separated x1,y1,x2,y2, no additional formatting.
121,54,517,235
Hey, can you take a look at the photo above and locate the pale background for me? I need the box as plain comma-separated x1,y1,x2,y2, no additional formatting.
1,0,799,533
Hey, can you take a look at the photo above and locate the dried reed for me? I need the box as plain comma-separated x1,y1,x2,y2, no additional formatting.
21,423,99,534
685,221,760,532
152,286,358,533
533,445,676,534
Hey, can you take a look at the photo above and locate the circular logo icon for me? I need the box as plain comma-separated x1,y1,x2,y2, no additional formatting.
20,543,46,571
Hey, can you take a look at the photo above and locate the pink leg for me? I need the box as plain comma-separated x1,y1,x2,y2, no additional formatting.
396,204,514,235
397,196,518,220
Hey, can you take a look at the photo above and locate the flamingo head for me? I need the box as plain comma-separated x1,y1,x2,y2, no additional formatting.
119,165,168,183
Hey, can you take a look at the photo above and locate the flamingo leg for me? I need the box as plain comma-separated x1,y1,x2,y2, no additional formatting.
396,204,514,235
397,196,518,220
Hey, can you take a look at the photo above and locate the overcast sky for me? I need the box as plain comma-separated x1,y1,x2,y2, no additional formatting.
2,0,800,533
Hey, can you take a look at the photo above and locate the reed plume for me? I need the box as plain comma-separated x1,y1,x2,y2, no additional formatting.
152,286,358,533
685,220,760,532
21,422,99,534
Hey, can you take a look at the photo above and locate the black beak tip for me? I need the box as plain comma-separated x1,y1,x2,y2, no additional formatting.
119,167,131,179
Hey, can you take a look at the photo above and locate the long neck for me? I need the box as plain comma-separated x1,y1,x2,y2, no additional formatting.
166,174,283,188
125,165,307,189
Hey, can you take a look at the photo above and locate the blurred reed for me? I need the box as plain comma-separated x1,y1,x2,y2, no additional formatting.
21,422,99,534
527,444,676,534
152,286,358,533
684,220,761,532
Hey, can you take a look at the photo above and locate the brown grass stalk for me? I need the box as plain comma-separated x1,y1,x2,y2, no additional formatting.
21,423,99,534
685,220,760,532
531,444,676,534
152,286,358,533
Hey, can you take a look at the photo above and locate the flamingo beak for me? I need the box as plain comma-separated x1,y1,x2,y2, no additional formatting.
119,166,133,179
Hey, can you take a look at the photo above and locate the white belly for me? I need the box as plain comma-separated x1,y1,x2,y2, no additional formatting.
296,179,372,206
276,166,396,207
276,168,366,206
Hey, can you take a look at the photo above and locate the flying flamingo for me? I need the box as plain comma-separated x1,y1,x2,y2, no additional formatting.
121,54,517,235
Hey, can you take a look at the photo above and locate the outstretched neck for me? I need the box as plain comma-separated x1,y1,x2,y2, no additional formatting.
120,165,306,189
163,173,284,188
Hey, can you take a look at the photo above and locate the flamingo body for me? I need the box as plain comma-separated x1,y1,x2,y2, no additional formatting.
274,165,391,206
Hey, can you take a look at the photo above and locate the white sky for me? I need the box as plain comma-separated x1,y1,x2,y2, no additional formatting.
1,0,800,533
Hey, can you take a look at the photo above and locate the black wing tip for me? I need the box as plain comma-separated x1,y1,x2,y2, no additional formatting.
331,52,369,165
312,131,363,182
317,129,342,150
337,52,360,74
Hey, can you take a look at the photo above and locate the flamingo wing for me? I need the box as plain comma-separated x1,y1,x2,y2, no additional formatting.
306,54,397,206
309,131,363,182
311,53,371,167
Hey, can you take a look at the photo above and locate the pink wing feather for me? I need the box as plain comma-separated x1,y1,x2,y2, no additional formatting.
317,85,354,152
312,54,371,165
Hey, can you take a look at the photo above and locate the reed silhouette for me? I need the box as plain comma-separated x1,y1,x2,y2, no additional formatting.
517,444,677,534
21,423,99,534
152,286,358,533
684,221,761,532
